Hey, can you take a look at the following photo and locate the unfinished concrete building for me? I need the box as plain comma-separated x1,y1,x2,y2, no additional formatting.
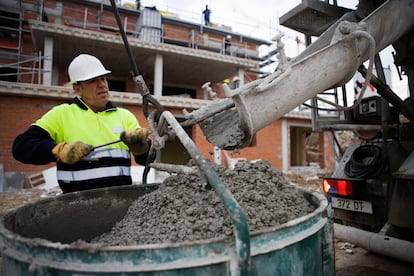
0,0,336,188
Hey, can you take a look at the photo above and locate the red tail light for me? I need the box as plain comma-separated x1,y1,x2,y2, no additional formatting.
323,179,354,196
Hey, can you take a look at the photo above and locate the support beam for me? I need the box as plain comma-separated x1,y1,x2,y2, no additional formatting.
43,36,53,85
153,53,163,96
238,68,244,85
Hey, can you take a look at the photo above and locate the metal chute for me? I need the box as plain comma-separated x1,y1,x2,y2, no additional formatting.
183,0,414,149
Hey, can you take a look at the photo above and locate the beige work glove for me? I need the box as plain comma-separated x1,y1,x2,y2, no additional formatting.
52,141,92,165
120,128,150,155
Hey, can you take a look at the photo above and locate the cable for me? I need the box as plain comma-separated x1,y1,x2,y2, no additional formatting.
344,144,385,179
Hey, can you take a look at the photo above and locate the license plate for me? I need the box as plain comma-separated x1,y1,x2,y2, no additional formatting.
331,197,373,214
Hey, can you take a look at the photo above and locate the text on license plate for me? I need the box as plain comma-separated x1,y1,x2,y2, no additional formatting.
331,197,373,214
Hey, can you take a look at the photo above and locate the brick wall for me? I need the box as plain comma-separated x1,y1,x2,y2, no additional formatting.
1,95,64,174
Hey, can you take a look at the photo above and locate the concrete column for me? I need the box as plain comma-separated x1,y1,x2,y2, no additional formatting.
43,37,54,85
55,2,63,24
282,118,288,172
153,54,163,96
238,68,244,85
52,66,59,85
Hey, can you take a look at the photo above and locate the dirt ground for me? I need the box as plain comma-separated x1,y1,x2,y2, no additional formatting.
0,169,413,275
334,240,414,276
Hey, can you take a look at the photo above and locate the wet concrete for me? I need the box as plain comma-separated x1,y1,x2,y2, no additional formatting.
92,160,315,245
199,107,244,149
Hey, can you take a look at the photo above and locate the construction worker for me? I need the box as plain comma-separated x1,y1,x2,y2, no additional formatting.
202,5,211,26
224,35,231,55
12,54,150,193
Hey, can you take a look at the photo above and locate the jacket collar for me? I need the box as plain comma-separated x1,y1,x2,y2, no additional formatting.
73,97,117,112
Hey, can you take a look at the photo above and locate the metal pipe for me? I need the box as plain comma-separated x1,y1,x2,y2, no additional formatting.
91,139,122,151
149,163,199,175
109,0,140,77
161,111,251,275
334,223,414,264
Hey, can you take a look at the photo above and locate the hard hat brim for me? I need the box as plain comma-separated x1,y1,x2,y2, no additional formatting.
70,70,112,84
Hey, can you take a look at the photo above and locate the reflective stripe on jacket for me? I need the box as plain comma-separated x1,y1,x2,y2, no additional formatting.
56,148,131,182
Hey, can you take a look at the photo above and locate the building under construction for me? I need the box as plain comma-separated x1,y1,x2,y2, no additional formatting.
0,0,336,187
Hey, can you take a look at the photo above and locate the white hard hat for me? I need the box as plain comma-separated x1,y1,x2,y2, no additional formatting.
68,54,111,84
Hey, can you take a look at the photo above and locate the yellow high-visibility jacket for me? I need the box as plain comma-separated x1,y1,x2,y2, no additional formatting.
13,97,145,193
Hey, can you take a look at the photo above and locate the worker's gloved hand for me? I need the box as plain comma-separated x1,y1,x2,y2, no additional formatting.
52,141,92,165
120,128,150,155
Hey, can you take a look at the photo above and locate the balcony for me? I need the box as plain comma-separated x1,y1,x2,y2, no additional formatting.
2,0,271,87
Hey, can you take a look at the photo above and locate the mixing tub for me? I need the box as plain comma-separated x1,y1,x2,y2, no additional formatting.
0,184,334,275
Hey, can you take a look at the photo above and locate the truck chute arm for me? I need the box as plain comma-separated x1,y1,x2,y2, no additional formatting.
183,0,414,150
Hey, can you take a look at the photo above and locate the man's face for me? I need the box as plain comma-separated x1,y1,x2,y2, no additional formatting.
73,76,109,111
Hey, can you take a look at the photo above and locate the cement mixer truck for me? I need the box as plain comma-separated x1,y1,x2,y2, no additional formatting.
183,0,414,263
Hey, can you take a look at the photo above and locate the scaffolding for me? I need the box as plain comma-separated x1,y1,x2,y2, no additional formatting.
0,0,270,85
0,0,44,83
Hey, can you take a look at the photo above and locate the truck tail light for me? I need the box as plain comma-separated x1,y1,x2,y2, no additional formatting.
323,179,354,196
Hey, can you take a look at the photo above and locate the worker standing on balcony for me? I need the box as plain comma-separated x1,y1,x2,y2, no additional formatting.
12,54,150,193
224,35,231,55
203,5,211,26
